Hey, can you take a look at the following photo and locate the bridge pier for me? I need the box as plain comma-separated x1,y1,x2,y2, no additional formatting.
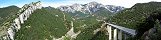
106,23,136,40
114,29,117,40
118,30,122,40
124,34,127,40
107,25,112,40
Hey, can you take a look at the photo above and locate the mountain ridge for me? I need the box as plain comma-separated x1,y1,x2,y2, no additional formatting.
58,1,125,14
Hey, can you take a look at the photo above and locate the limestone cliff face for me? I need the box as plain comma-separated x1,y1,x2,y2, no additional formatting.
0,1,42,40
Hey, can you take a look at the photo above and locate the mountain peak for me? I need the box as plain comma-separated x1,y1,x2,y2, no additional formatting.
88,1,99,5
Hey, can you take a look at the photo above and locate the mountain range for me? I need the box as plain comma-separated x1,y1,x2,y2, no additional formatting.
1,1,161,40
58,1,124,14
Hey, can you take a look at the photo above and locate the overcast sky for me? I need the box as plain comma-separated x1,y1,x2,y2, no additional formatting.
0,0,161,8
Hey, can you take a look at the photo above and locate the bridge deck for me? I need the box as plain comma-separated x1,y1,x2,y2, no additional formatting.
106,23,136,36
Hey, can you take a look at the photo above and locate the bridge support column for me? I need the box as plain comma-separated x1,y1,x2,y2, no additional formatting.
114,29,117,40
124,34,127,40
107,25,112,40
118,30,122,40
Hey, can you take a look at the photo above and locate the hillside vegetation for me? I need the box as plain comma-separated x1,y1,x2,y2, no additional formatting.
109,2,161,29
0,6,20,26
15,6,102,40
2,1,161,40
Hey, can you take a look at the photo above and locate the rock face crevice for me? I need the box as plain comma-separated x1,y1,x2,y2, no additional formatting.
0,1,42,40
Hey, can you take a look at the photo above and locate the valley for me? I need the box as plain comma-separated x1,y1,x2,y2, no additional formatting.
0,0,161,40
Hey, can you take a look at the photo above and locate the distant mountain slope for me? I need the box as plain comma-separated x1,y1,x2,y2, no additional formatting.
0,6,20,26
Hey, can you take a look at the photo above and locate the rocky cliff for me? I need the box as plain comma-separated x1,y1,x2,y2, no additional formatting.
0,1,42,40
